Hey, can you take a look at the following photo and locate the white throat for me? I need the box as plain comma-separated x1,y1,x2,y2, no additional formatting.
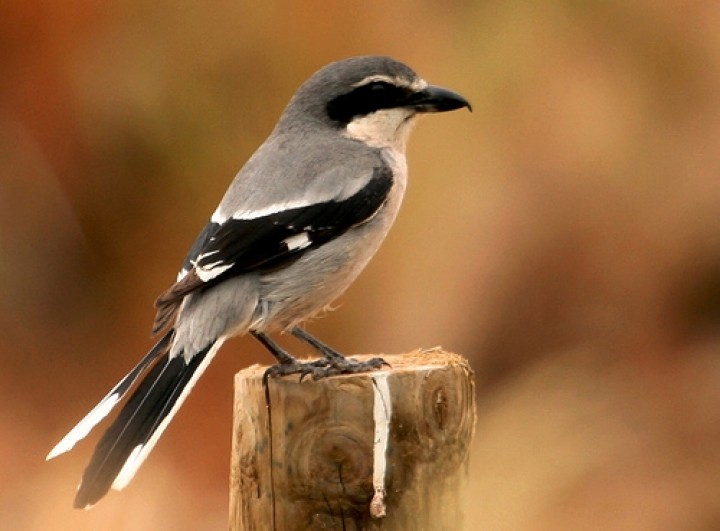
344,108,418,152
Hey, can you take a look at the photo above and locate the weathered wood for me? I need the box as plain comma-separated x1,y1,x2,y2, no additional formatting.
230,350,476,530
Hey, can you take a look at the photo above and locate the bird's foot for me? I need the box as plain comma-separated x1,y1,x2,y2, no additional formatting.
263,356,388,383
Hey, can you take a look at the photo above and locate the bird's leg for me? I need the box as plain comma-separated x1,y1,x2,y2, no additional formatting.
291,326,388,376
290,326,345,360
254,328,387,382
253,331,332,383
252,331,298,365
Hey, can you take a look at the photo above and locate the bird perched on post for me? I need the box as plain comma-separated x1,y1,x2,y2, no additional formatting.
47,55,470,508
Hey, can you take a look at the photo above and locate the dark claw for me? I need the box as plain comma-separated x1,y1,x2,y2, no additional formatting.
263,358,329,385
309,356,387,379
378,358,392,369
263,356,387,384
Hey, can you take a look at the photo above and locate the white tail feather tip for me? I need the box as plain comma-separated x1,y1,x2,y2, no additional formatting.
111,444,144,491
46,393,120,461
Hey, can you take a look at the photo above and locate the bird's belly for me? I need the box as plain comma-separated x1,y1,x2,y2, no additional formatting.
255,187,404,332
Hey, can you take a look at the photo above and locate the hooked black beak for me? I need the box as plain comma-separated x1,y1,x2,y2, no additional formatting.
411,85,472,113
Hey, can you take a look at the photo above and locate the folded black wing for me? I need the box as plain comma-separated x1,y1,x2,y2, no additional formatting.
152,166,393,332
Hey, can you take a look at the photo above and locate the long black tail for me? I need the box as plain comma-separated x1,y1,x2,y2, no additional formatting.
72,338,220,508
47,332,174,463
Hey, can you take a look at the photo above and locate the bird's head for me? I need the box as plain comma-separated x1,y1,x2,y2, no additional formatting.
278,56,471,151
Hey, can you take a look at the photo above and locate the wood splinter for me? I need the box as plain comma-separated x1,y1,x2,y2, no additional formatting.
230,350,476,531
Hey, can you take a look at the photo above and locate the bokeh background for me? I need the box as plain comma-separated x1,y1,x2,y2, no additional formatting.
3,1,720,529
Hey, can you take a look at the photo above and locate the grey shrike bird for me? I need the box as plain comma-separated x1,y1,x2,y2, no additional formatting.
47,55,470,508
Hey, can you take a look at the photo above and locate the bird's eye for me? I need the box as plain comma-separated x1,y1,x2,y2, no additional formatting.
367,81,391,93
326,80,403,123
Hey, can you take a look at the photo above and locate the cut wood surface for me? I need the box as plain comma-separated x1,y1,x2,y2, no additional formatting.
230,350,476,530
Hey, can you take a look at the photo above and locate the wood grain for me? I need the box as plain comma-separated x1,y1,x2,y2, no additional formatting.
230,350,475,530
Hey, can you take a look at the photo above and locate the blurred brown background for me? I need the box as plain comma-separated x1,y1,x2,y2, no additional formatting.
2,1,720,529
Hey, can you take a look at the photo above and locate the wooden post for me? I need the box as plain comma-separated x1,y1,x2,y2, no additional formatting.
229,350,476,530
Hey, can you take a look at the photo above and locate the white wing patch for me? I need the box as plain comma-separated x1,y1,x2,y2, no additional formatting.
211,198,314,224
176,267,189,282
283,232,311,251
192,248,232,282
196,249,219,261
195,260,233,282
